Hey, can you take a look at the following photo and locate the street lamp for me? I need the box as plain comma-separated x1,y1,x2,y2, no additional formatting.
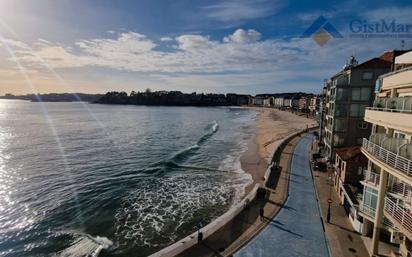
327,169,332,223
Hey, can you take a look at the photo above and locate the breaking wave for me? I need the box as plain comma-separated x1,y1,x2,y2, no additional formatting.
55,232,113,257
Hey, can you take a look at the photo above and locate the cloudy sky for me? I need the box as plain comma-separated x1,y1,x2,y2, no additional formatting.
0,0,411,95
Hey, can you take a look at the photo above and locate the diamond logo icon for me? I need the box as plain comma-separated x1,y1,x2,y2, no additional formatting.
312,28,331,47
301,16,343,47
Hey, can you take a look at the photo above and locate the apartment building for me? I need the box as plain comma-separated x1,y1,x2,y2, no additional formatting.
309,96,322,116
298,96,310,111
358,51,412,257
323,54,393,161
333,146,368,233
274,96,284,108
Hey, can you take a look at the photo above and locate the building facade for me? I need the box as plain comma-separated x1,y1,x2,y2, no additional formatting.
309,96,322,116
298,96,310,111
323,54,393,161
333,146,368,233
358,51,412,257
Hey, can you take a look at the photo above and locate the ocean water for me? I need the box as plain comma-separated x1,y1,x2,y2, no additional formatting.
0,100,255,257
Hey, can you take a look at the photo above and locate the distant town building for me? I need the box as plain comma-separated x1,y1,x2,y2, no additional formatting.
263,97,271,107
254,96,265,106
298,96,310,111
309,96,322,115
274,97,285,108
290,97,300,110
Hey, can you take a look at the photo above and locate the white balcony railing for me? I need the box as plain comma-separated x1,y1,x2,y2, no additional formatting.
384,197,412,235
363,138,412,177
388,182,412,202
363,170,380,186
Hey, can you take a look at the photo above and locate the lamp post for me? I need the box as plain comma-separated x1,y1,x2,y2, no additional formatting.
327,169,333,223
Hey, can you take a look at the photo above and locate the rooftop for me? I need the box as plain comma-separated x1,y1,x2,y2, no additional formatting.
335,146,363,161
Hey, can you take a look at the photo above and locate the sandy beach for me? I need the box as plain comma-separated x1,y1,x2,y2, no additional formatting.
241,107,318,194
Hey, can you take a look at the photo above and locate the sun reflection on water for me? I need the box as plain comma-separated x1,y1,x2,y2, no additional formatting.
0,102,36,236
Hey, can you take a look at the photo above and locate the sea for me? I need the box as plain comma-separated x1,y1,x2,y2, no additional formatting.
0,100,256,257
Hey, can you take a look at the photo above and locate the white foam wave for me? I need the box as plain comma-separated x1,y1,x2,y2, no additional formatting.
217,111,255,203
211,120,219,132
188,144,199,150
113,174,234,248
56,232,113,257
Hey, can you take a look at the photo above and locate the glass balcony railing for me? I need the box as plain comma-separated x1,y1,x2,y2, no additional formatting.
368,96,412,113
359,203,376,219
362,138,412,177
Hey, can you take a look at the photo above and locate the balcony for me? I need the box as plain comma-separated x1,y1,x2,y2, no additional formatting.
380,67,412,91
362,138,412,179
363,170,380,187
384,197,412,237
371,96,412,113
334,75,349,87
365,96,412,133
359,202,376,219
359,201,398,232
387,181,412,208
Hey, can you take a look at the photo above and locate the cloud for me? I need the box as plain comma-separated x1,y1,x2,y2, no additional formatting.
203,0,281,23
6,29,292,73
2,27,404,94
175,35,217,51
160,36,173,41
223,29,261,43
0,38,30,50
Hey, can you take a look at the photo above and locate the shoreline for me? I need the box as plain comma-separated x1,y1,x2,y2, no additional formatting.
150,108,318,257
240,107,318,196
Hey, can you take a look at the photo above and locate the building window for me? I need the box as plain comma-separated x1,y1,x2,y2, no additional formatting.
336,88,348,101
351,88,372,101
334,119,348,132
350,104,367,117
363,186,378,210
361,88,371,101
358,122,368,129
351,89,361,101
362,72,374,80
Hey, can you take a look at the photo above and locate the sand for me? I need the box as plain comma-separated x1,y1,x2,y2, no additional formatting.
241,107,318,194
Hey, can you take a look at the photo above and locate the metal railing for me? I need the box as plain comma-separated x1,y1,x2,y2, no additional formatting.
363,170,380,186
363,138,412,177
384,197,412,234
388,182,412,204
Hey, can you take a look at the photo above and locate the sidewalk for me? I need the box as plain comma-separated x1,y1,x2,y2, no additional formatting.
177,134,302,257
235,134,329,257
312,165,369,257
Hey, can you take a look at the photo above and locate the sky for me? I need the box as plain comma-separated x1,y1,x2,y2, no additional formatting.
0,0,411,95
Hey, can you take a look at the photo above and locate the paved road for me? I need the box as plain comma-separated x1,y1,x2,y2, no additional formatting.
235,134,330,257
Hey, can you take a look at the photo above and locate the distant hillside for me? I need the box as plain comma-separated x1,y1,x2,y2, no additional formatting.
0,93,104,102
94,91,242,106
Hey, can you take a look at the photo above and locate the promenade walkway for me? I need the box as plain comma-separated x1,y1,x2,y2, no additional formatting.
235,134,330,257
